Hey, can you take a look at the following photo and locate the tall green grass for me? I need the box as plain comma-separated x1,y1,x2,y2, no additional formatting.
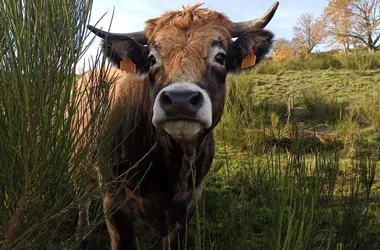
171,144,379,250
340,52,380,70
0,1,109,249
301,90,346,124
198,66,380,249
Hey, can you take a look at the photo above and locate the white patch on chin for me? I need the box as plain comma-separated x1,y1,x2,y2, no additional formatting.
163,120,203,140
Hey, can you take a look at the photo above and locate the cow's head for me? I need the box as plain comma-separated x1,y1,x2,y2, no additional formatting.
88,2,278,143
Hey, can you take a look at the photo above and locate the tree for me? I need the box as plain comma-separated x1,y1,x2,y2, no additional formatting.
273,44,292,62
272,38,290,54
323,0,353,53
272,38,292,61
292,13,327,56
291,36,306,56
347,0,380,52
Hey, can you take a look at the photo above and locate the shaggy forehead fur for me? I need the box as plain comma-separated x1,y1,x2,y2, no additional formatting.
145,4,233,81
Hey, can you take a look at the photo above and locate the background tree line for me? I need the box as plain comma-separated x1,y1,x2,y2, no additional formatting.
273,0,380,61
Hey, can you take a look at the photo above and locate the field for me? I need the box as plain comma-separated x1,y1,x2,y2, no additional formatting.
124,69,380,250
192,69,380,250
1,1,380,250
78,69,380,250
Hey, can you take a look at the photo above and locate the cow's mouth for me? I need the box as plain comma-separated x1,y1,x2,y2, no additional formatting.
152,83,213,137
162,119,205,140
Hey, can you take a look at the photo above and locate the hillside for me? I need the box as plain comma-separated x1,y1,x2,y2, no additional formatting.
229,69,380,104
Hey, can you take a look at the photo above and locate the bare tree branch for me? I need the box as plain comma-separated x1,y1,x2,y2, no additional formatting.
292,13,326,55
347,0,380,52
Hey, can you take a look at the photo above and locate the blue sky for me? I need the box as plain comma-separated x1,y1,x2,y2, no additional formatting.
77,0,328,72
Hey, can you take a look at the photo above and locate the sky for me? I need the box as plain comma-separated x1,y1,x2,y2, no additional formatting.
77,0,328,73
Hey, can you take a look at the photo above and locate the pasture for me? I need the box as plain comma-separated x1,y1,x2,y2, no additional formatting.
2,64,380,250
124,68,380,250
1,1,380,250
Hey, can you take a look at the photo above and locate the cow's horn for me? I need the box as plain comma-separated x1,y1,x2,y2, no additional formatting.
231,2,279,38
87,25,147,44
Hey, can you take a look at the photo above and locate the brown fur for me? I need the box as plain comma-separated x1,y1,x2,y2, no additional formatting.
145,4,232,82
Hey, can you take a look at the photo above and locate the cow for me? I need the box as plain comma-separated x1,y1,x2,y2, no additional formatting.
78,2,278,250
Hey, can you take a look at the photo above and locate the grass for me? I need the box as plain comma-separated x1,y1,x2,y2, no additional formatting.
161,148,379,250
255,51,380,74
206,66,380,249
83,67,380,249
230,69,380,103
219,69,380,155
301,90,347,124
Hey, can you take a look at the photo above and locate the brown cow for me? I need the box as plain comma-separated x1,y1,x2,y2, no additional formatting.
79,2,278,250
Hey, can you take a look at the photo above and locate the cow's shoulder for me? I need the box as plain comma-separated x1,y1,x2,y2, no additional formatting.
76,67,149,105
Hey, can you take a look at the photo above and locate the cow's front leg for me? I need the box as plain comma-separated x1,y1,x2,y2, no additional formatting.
103,192,137,250
163,184,203,250
162,222,185,250
76,200,91,241
162,202,197,250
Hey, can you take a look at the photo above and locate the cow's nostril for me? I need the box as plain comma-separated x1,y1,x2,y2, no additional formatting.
190,92,202,106
160,92,172,105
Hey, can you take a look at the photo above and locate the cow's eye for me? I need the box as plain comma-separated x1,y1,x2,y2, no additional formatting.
215,53,226,66
149,54,156,67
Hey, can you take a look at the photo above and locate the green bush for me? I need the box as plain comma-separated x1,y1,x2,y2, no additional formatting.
280,56,306,71
303,52,342,70
253,61,282,75
0,1,107,249
344,86,380,133
254,51,380,74
220,73,288,152
301,90,347,124
340,51,380,70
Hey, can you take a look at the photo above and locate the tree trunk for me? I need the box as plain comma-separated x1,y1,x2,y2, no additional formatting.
344,43,350,55
368,45,375,53
367,33,375,53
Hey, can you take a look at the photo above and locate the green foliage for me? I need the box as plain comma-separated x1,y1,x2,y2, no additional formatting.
280,56,307,70
220,73,288,152
0,1,108,249
331,157,380,250
360,96,380,133
301,90,346,124
340,52,380,70
253,61,283,75
178,147,379,250
303,53,342,70
254,51,380,73
203,66,380,249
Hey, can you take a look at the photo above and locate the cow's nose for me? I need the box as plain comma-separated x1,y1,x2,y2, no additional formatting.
160,90,204,116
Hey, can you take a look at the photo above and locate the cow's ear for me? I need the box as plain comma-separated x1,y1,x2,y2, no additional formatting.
102,37,149,74
227,30,274,72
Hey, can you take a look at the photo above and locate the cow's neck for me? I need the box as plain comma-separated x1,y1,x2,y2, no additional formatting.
158,129,212,163
158,131,214,223
156,129,214,186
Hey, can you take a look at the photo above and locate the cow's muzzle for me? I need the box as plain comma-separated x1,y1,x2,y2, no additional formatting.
152,83,212,140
